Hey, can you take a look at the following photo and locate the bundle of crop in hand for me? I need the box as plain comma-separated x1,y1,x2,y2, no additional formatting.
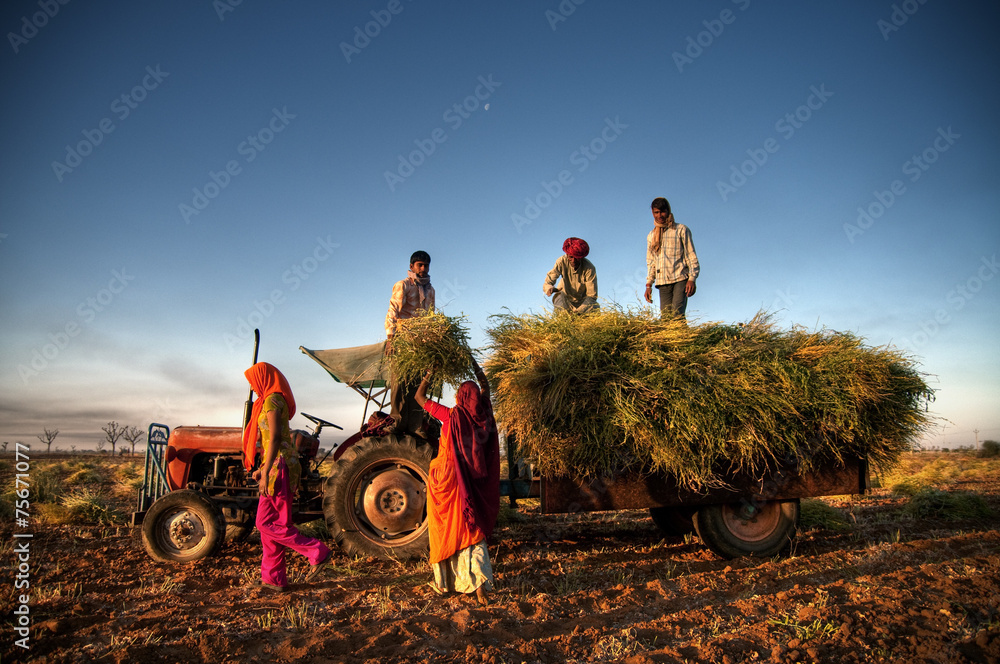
485,308,933,489
388,311,477,388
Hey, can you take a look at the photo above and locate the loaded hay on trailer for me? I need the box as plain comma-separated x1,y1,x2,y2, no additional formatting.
484,308,934,489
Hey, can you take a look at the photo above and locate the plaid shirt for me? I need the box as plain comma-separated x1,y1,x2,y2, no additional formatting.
646,222,700,286
385,277,435,337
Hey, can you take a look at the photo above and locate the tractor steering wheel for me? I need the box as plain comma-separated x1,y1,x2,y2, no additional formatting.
301,412,343,431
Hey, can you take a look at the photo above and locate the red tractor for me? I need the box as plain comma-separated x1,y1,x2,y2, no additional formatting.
132,340,436,563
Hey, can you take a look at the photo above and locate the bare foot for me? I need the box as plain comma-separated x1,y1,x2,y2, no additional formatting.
475,586,489,607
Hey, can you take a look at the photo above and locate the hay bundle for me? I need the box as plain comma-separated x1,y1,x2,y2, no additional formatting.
485,308,933,488
387,311,476,388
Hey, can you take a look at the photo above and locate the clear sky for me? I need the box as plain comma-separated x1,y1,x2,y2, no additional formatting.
1,1,997,452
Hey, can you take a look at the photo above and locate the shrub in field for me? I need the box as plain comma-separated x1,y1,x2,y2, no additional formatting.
903,487,993,521
112,461,144,497
27,464,63,503
980,440,1000,458
883,453,1000,491
66,462,105,485
61,487,117,524
889,477,925,497
799,498,851,531
486,308,933,488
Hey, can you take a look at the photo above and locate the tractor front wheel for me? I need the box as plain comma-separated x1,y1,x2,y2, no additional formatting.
141,490,226,563
323,435,432,560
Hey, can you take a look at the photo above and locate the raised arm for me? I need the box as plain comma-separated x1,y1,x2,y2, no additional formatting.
415,370,431,407
472,358,490,399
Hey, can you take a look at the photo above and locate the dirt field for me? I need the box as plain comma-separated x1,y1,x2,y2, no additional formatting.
2,453,1000,663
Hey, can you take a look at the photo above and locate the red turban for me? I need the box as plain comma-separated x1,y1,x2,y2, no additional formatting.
563,237,589,259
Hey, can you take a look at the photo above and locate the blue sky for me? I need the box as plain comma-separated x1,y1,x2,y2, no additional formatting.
1,1,997,451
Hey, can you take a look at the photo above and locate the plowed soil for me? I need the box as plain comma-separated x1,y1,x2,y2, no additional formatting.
3,454,1000,664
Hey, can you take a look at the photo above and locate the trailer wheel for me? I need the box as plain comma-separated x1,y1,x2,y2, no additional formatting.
141,490,226,563
649,506,696,536
694,499,799,560
323,435,432,560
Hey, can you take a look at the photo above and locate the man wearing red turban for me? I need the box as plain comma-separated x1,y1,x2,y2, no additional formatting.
543,237,599,313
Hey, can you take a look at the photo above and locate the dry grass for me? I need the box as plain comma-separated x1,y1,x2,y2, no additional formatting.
485,308,933,488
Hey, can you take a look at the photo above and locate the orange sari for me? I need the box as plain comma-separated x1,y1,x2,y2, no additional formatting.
423,381,500,565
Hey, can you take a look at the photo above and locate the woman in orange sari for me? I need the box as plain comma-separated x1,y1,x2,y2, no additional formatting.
415,360,500,605
243,362,331,591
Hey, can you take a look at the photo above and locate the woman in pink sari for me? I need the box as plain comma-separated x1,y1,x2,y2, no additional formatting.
243,362,331,591
415,360,501,605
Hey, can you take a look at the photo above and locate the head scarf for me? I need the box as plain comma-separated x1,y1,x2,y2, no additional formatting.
242,362,296,470
406,267,432,309
650,198,674,254
562,237,589,259
447,381,501,539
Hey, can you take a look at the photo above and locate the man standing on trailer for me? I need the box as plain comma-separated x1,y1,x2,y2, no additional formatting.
385,250,436,437
643,197,700,317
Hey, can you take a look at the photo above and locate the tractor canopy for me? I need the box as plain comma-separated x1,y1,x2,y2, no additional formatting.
300,342,389,388
300,342,392,428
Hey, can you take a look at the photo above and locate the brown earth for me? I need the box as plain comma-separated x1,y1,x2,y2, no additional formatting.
3,454,1000,664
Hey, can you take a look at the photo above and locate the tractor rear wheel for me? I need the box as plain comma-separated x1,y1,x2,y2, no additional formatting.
694,499,799,560
323,435,432,560
142,490,226,563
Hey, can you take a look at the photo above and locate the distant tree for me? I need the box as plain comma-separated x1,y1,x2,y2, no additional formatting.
101,421,126,456
95,437,107,453
980,440,1000,458
123,426,145,456
37,428,59,454
2,441,8,453
70,445,77,453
